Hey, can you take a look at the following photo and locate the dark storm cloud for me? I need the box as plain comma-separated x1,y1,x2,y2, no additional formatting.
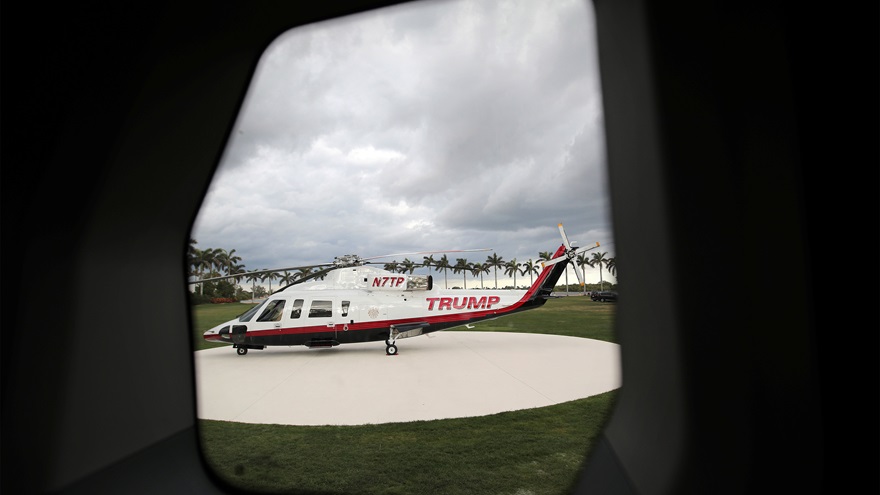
191,0,615,285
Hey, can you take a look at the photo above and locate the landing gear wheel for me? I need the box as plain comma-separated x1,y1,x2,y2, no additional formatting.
237,347,248,355
386,344,398,356
385,339,391,346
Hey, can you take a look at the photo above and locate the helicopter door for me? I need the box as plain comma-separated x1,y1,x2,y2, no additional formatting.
307,299,335,337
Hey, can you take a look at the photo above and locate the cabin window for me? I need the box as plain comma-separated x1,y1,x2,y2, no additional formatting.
308,300,332,318
290,299,304,319
256,300,286,322
341,300,350,317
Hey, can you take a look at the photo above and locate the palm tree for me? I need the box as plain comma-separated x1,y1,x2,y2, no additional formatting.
470,262,490,288
278,271,295,286
211,248,229,278
520,259,539,285
422,254,436,277
590,251,609,290
434,254,451,289
383,260,400,273
400,258,416,274
504,259,521,288
485,252,504,289
225,249,242,276
245,271,261,300
211,248,241,278
605,257,617,279
260,270,279,293
576,253,591,295
228,263,247,288
294,267,314,281
194,247,217,295
453,258,471,289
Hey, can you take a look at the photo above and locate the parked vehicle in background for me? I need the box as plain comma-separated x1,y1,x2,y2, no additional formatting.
591,290,618,302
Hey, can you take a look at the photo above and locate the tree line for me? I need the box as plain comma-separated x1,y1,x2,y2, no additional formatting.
187,239,617,303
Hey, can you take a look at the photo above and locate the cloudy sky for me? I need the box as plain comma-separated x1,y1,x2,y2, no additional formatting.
190,0,616,288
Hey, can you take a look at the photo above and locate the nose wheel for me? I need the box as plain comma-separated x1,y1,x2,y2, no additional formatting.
232,344,264,355
384,339,399,356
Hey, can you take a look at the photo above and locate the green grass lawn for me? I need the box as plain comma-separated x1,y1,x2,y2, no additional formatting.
191,302,257,351
192,296,618,495
461,295,617,342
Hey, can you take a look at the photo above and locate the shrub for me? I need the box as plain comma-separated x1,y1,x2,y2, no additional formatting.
189,292,213,305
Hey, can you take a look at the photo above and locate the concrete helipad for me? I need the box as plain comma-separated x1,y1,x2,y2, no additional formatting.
194,331,621,426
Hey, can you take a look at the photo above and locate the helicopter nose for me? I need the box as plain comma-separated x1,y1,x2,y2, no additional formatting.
203,325,229,342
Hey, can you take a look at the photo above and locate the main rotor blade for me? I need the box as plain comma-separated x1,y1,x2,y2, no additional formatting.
540,256,569,269
575,242,601,256
188,263,331,285
573,263,585,286
558,223,573,250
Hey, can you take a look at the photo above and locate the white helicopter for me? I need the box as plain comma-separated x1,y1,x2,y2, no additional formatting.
197,224,599,355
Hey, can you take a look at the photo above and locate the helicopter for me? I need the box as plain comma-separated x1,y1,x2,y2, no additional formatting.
197,224,599,355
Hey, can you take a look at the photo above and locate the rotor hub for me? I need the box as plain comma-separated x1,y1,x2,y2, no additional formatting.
333,254,365,267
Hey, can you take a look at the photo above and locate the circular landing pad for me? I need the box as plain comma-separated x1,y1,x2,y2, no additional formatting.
195,331,621,426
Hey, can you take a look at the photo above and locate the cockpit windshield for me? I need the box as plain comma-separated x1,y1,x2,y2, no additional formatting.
238,300,268,322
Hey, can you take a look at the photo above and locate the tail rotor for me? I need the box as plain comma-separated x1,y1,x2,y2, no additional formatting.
541,223,600,286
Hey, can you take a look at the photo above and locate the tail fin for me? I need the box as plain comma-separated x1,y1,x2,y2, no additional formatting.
519,244,570,303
